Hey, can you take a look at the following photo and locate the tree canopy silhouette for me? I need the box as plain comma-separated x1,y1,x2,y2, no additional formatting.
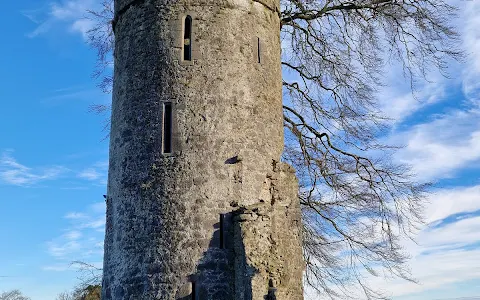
0,290,30,300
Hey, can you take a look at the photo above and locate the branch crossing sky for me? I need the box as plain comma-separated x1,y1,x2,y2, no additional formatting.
0,1,479,299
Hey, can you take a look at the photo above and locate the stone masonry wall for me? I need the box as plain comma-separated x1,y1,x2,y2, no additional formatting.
103,0,304,299
233,161,304,300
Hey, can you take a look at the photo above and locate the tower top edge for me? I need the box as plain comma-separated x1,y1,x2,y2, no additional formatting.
114,0,280,16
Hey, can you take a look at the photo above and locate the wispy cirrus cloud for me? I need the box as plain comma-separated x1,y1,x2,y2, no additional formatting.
362,186,480,300
47,240,81,258
77,161,108,185
426,185,480,224
362,4,480,298
379,66,450,123
42,264,71,272
392,108,480,181
45,202,105,267
0,148,108,188
78,168,102,181
374,85,480,298
378,1,480,127
0,151,67,186
384,2,480,182
41,86,106,105
371,247,480,299
64,212,88,220
23,0,97,39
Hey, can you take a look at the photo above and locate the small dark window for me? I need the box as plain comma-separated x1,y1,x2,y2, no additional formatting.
191,280,196,300
163,102,172,154
257,37,261,63
184,16,192,61
219,214,225,249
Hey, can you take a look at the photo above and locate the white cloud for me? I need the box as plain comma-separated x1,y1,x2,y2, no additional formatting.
0,148,108,188
47,240,81,258
0,151,67,186
426,185,480,223
42,86,106,105
64,212,87,219
370,248,480,298
378,0,480,126
382,60,480,294
79,218,105,230
363,183,480,299
24,0,97,39
64,230,82,241
46,202,105,264
50,1,92,20
78,168,102,181
42,264,71,272
26,20,55,38
77,161,108,185
71,19,95,39
90,201,106,214
392,108,480,181
363,216,480,299
419,216,480,253
374,24,480,300
379,70,448,123
42,261,103,272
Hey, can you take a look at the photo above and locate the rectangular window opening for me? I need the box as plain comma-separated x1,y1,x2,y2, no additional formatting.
191,280,196,300
162,102,172,154
184,16,193,61
219,214,225,249
257,37,261,64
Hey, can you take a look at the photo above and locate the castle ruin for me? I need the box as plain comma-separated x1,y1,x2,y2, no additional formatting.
102,0,304,299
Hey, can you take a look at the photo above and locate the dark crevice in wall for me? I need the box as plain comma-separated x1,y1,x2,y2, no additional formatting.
112,0,147,32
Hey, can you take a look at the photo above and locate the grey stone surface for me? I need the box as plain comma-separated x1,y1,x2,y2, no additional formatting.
103,0,304,299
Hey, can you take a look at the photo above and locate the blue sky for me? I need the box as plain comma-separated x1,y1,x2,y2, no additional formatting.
0,1,479,299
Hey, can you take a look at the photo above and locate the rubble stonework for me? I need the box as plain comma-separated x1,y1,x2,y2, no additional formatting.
102,0,304,299
233,161,303,300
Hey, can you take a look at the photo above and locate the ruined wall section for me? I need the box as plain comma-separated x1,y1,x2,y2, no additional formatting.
234,161,304,300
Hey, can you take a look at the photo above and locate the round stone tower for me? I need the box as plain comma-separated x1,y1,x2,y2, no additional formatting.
102,0,304,299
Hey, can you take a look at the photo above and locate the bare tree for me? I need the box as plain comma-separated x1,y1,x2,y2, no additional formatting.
56,286,101,300
86,0,114,94
71,261,102,291
56,292,74,300
0,290,30,300
280,1,460,298
84,0,462,299
56,262,102,300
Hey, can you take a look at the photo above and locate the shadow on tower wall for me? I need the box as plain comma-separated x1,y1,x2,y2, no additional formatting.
177,209,276,300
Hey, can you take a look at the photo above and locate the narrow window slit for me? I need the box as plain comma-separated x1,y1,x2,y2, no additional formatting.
191,280,197,300
257,37,261,63
219,214,225,249
162,102,172,154
184,16,192,61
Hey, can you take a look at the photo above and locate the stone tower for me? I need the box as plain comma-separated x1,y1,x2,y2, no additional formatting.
102,0,304,299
